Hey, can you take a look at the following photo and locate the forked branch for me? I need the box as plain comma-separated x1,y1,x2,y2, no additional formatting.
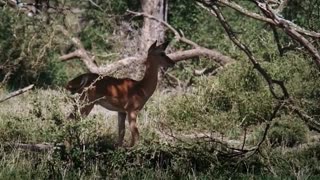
253,1,320,69
58,12,234,76
197,1,320,134
198,0,320,38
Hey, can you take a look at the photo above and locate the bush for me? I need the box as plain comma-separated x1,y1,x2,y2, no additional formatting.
0,9,67,90
267,116,308,147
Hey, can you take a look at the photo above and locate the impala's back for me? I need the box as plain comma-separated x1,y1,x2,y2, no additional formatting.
66,73,140,110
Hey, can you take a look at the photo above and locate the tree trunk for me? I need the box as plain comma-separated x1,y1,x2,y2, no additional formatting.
139,0,168,53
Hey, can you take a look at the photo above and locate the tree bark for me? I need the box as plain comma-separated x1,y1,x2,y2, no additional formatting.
139,0,168,53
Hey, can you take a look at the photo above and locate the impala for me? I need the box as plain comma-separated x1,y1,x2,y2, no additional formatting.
65,41,175,147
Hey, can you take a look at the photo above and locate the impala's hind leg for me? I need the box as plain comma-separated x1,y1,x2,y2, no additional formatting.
128,111,139,147
117,112,127,146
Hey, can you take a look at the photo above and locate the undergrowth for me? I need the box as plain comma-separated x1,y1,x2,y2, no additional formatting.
0,87,319,179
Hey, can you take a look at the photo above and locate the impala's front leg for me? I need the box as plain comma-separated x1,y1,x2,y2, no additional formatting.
117,112,126,146
128,111,139,147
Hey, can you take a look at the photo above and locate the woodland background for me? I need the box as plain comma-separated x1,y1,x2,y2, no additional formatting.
0,0,320,179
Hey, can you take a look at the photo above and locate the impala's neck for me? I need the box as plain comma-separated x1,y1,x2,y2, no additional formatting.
139,58,160,97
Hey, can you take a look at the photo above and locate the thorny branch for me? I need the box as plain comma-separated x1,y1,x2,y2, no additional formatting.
196,0,320,157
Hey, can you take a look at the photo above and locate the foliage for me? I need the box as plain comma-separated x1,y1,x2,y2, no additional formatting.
0,90,319,179
1,0,320,178
0,8,67,89
284,0,320,31
268,116,308,147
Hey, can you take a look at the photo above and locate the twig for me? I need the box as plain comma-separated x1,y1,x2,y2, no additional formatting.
198,0,320,38
88,0,104,11
4,142,64,152
254,1,320,70
274,0,289,14
202,3,289,100
57,19,234,74
127,10,200,48
241,128,247,150
271,26,284,56
194,66,220,76
0,84,34,103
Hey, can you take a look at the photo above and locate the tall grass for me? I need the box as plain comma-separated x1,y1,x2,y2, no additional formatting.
0,87,319,179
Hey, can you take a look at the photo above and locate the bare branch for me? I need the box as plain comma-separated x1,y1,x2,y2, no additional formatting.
197,0,320,38
203,4,288,99
0,84,34,103
198,1,320,133
169,48,232,66
254,1,320,69
127,10,200,48
88,0,104,11
4,142,64,152
57,16,234,75
275,0,289,13
59,50,82,61
286,104,320,132
194,66,220,76
57,25,100,73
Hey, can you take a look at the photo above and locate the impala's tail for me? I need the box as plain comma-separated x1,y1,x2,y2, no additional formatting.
65,73,100,94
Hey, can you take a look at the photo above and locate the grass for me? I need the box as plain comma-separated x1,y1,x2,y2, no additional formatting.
0,87,319,179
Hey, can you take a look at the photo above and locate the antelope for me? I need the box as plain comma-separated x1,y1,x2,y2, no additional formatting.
65,41,175,147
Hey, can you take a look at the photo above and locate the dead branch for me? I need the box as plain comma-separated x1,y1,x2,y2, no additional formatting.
169,48,232,66
254,1,320,69
286,103,320,131
57,16,234,75
202,3,289,100
274,0,289,13
199,0,320,65
197,1,320,133
59,49,82,61
57,25,100,73
201,0,320,38
0,84,34,103
4,142,64,152
127,10,200,48
194,66,220,76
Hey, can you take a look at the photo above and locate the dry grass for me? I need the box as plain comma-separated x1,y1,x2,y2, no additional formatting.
0,88,320,179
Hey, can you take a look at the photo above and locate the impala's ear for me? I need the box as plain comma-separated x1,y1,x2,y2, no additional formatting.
148,40,158,53
157,41,170,51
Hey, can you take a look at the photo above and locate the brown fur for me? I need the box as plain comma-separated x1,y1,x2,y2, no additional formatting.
66,41,174,147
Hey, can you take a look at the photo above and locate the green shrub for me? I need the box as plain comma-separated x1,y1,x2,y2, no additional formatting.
0,9,67,90
268,116,308,147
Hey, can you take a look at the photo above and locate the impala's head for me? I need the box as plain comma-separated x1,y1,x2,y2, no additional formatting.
65,73,99,94
146,40,175,67
66,75,86,94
